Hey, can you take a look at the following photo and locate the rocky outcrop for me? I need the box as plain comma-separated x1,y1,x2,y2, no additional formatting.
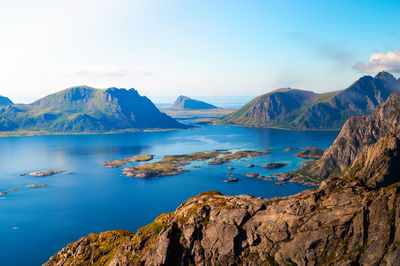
219,72,400,130
172,96,217,110
45,92,400,265
281,92,400,184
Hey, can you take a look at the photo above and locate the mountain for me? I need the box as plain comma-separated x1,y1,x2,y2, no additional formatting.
281,91,400,184
0,95,12,106
0,86,187,133
218,71,400,130
172,95,217,110
46,93,400,265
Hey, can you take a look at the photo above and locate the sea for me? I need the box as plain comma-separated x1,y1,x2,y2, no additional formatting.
0,100,339,265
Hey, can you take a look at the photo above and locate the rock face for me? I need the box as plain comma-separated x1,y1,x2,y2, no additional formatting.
0,86,187,132
0,95,13,106
172,95,217,110
219,71,400,130
45,92,400,265
283,92,400,184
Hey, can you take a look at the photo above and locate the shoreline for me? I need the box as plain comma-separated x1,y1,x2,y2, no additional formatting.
212,121,342,132
0,127,198,138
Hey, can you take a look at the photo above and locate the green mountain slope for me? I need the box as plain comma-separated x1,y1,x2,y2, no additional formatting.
218,71,400,130
172,95,217,110
0,86,188,133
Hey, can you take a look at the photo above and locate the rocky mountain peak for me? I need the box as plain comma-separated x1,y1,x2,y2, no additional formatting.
375,71,397,82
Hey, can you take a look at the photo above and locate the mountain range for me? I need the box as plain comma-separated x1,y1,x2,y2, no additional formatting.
218,71,400,130
46,92,400,265
172,95,217,110
0,86,187,133
0,95,12,106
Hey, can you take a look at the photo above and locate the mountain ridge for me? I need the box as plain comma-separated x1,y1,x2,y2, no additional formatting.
0,86,188,133
0,95,13,106
218,71,400,130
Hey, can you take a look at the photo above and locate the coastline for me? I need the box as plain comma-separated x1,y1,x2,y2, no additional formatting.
0,127,198,138
212,121,342,132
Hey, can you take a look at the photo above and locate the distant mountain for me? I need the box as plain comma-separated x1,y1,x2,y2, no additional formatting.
172,95,217,110
218,71,400,130
0,86,188,133
0,95,13,106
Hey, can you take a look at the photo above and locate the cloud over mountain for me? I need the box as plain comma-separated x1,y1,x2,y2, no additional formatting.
354,50,400,73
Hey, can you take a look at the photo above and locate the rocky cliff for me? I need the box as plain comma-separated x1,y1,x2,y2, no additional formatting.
0,86,188,133
45,92,400,265
172,96,217,110
282,92,400,184
219,72,400,130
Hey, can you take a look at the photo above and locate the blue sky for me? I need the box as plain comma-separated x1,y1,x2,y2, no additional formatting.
0,0,399,103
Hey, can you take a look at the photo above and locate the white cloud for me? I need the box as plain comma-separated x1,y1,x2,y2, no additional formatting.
354,50,400,73
41,64,153,78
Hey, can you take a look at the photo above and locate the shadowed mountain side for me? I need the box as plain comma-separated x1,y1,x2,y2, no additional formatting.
0,86,188,133
218,72,400,130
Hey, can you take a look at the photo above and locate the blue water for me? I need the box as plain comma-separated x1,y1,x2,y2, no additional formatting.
0,125,338,265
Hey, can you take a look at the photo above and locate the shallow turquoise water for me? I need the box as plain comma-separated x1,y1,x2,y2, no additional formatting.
0,124,338,265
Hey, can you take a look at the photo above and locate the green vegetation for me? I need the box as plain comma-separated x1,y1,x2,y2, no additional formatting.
217,73,400,130
294,147,325,159
122,150,269,178
102,154,154,168
206,150,271,165
0,86,187,134
19,170,64,177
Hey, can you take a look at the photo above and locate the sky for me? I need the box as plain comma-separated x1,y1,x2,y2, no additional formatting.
0,0,399,103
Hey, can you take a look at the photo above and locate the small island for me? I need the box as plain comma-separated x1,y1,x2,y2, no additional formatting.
224,177,239,182
284,147,298,152
122,149,269,178
102,155,154,168
262,162,288,169
246,164,254,168
205,150,270,165
244,173,273,181
26,184,49,188
19,170,64,177
294,147,324,159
